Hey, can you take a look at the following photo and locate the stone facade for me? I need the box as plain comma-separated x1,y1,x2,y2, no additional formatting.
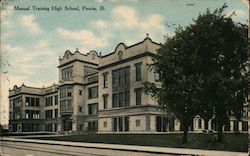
8,37,248,133
9,84,59,132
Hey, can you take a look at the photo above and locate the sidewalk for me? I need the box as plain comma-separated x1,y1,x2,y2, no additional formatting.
1,137,248,156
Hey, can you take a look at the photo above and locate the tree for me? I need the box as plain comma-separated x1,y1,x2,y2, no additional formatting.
144,4,249,143
192,5,248,142
145,26,204,143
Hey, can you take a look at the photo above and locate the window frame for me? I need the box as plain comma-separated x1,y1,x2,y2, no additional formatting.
135,62,142,81
103,94,108,109
103,72,108,88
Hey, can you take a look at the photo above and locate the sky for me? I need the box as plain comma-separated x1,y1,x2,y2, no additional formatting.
0,0,248,124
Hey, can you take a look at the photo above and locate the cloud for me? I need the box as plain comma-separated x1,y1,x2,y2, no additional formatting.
34,40,50,49
3,42,57,78
56,5,167,53
226,9,248,22
20,15,42,33
241,0,249,8
110,6,167,43
57,28,110,51
89,20,109,30
112,6,139,29
234,9,247,16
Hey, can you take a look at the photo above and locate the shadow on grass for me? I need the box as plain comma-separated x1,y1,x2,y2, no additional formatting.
33,133,248,152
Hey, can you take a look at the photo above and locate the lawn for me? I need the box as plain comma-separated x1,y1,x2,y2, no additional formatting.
34,133,248,152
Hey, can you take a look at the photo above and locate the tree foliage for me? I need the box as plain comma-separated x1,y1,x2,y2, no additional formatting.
144,4,249,143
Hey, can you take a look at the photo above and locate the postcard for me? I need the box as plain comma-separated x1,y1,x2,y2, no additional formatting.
0,0,249,155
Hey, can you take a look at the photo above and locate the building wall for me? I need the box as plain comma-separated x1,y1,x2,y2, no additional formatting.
9,84,59,132
129,115,146,132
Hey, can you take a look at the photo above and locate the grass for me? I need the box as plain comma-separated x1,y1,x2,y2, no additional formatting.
32,133,248,152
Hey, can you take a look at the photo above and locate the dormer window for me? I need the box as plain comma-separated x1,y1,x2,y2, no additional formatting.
118,51,123,61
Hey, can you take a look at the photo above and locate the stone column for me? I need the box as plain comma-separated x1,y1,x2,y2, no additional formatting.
208,119,212,130
238,121,242,131
146,114,151,131
230,120,234,131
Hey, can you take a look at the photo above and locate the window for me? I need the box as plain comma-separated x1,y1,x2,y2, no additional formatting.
118,51,123,60
198,118,202,129
88,103,98,115
243,107,248,116
31,98,34,106
118,92,123,107
103,94,108,109
62,66,73,80
153,66,160,81
9,112,12,120
79,90,82,95
79,106,82,112
125,117,129,131
233,121,239,131
60,87,73,98
79,124,83,130
54,109,58,118
13,97,22,107
125,91,130,107
136,120,140,127
88,121,98,132
112,91,130,108
25,97,30,106
9,100,12,108
112,71,118,86
88,76,98,83
18,125,21,131
46,123,53,132
103,72,108,88
119,117,123,131
45,96,53,106
135,88,143,106
67,88,72,97
113,116,129,132
88,86,98,99
60,100,73,111
119,69,124,85
125,67,130,84
104,121,107,127
112,93,118,108
135,63,142,81
54,95,58,105
35,98,40,106
14,113,21,119
112,67,130,86
25,97,40,107
45,110,53,119
25,110,40,119
242,121,248,131
156,116,169,132
84,66,98,76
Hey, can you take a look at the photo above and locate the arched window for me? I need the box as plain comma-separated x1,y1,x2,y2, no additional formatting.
118,51,123,61
92,53,96,60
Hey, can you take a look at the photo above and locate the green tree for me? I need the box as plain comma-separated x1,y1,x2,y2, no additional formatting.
145,26,204,143
145,4,249,143
192,5,248,142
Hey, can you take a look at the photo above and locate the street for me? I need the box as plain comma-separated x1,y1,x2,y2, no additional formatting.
0,140,172,156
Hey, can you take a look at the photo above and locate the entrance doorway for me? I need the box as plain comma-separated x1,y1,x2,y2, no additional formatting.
62,115,72,131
